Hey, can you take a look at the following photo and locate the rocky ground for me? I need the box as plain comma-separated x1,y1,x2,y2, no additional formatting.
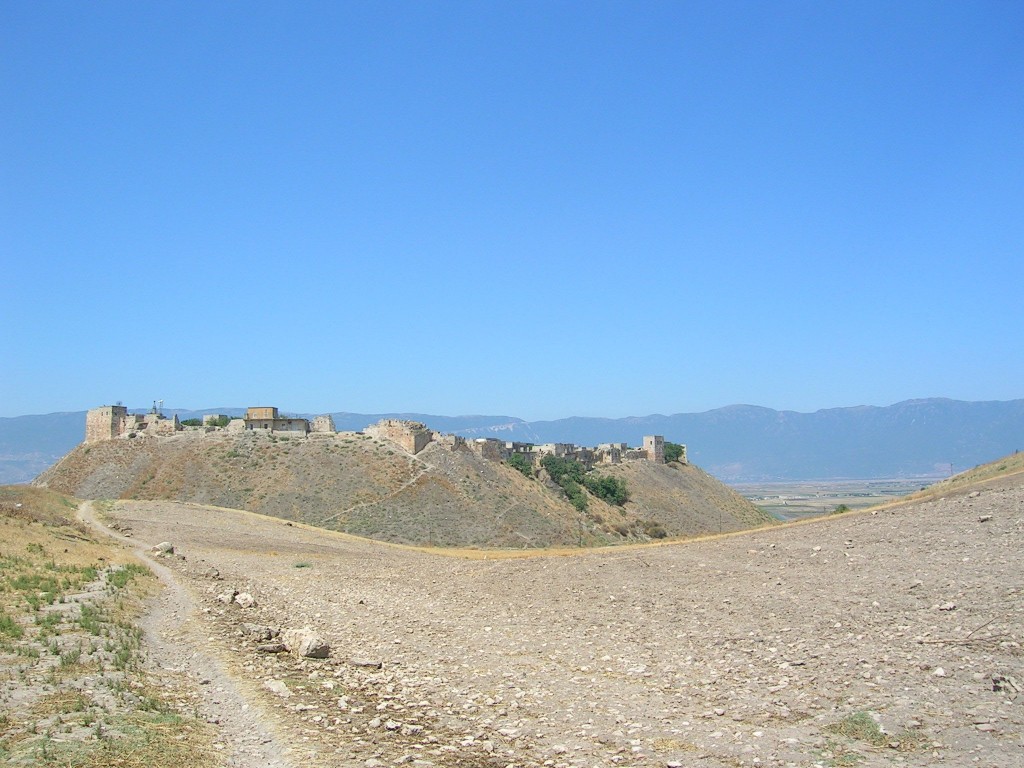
84,471,1023,768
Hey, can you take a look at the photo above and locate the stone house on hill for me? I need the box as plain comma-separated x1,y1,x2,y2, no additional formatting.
243,407,310,434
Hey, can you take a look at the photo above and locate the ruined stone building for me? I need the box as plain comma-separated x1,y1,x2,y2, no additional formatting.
311,415,336,433
84,405,181,444
84,404,338,443
243,407,310,434
364,419,433,454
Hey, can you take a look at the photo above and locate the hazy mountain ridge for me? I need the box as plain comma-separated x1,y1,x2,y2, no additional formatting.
453,398,1024,480
2,398,1022,483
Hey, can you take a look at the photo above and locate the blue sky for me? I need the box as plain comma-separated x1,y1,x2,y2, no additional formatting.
2,1,1022,420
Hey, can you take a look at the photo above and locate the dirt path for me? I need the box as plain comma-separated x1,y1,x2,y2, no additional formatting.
78,501,298,768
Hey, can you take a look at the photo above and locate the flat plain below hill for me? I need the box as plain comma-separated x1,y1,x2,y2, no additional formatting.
86,464,1024,768
35,430,772,547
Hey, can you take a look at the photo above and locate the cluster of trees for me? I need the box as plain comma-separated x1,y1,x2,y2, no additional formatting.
507,453,671,541
538,455,629,511
540,455,589,510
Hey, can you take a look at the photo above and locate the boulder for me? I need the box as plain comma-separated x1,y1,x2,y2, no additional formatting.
283,626,330,659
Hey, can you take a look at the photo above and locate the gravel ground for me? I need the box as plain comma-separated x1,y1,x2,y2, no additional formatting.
91,472,1023,768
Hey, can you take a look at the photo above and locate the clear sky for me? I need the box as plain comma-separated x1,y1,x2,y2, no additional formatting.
2,1,1022,420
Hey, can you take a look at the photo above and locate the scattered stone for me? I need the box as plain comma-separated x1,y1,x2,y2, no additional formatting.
234,592,257,608
264,679,292,698
216,589,238,604
934,667,947,677
256,642,287,654
204,566,222,579
283,627,330,658
349,657,383,669
242,623,279,641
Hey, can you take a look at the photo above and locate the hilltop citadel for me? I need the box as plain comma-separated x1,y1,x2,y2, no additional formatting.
84,404,685,471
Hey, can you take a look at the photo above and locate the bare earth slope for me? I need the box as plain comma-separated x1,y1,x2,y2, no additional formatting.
35,431,773,547
92,468,1023,768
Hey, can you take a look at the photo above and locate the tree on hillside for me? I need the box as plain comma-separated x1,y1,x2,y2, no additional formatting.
664,442,685,463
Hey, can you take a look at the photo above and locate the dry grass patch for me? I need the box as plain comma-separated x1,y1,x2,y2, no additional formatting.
0,486,216,767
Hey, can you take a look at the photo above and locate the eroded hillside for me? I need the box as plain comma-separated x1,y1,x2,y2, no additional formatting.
35,431,773,547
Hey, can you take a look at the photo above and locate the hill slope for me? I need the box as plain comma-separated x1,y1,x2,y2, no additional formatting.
34,431,772,547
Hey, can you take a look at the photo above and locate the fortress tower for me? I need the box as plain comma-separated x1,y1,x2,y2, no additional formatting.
643,435,665,464
85,405,128,444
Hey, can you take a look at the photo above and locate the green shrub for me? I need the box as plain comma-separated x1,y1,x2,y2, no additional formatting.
107,563,148,589
507,454,533,477
0,610,23,638
826,711,887,746
583,474,629,506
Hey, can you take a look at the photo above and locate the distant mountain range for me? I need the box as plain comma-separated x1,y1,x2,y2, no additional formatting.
1,398,1022,484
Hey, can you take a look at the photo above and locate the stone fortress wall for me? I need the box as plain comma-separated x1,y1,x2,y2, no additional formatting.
363,419,433,454
366,419,687,470
82,405,687,469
